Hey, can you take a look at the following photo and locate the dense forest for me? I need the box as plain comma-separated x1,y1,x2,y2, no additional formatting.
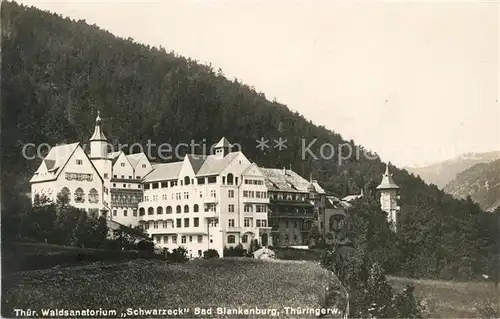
1,1,498,280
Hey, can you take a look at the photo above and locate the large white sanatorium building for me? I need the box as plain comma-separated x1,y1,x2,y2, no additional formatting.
30,113,399,257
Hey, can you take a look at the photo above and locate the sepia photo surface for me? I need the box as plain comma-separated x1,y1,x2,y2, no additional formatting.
1,1,499,318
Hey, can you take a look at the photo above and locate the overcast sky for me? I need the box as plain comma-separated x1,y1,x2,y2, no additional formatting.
19,0,499,167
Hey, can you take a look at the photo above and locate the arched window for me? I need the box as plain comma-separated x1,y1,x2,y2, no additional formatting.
184,205,189,213
88,188,99,203
148,207,154,215
242,235,248,243
139,208,145,216
176,205,181,214
60,187,71,199
193,204,199,213
74,188,85,203
329,215,345,231
166,206,172,214
157,207,163,215
184,176,190,185
227,235,236,244
227,173,234,185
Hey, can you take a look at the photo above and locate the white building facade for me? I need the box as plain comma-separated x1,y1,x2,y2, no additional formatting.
31,113,388,254
137,139,271,258
30,114,272,257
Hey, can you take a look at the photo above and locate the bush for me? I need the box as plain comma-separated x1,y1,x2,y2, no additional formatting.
137,240,154,252
474,300,499,319
274,247,323,261
223,244,246,257
320,247,423,318
166,247,188,263
203,249,219,259
248,239,261,254
2,248,143,273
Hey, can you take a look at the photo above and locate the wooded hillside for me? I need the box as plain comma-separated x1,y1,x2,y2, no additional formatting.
1,1,498,280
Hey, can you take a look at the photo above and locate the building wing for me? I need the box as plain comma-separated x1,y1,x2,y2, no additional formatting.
29,142,80,183
143,162,183,182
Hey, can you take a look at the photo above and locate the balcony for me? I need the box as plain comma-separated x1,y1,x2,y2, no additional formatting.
268,210,314,219
242,198,270,204
201,210,218,218
203,197,218,204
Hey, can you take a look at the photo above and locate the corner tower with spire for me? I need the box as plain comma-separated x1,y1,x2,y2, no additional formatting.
376,162,400,230
89,111,108,160
89,111,112,212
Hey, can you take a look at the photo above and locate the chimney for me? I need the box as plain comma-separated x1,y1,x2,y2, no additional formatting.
282,167,286,175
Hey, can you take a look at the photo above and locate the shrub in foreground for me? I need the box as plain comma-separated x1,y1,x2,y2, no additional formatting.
166,247,188,263
203,249,219,259
223,244,246,257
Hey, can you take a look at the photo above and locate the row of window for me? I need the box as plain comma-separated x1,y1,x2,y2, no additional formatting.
143,190,217,202
227,234,250,244
76,159,146,170
139,205,201,215
118,162,147,168
112,209,137,217
144,176,217,190
227,218,267,228
143,174,245,190
60,187,99,204
244,179,264,185
139,203,269,216
111,174,142,180
243,204,267,213
275,234,300,244
112,183,141,189
243,191,268,198
271,192,308,201
143,217,201,229
154,234,204,245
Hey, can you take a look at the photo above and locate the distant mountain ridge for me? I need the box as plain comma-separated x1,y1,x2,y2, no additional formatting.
444,159,500,212
404,151,500,189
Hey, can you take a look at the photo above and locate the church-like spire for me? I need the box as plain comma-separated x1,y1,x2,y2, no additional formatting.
89,110,107,142
376,162,400,190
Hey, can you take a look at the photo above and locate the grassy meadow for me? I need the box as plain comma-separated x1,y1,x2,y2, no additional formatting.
388,275,499,318
2,258,345,318
2,244,498,318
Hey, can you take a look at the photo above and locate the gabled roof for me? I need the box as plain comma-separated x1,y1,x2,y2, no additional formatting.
43,159,56,171
30,143,80,183
143,162,183,182
143,151,242,181
377,163,400,190
196,152,240,176
107,151,121,165
214,137,232,148
126,153,144,168
260,168,311,193
186,154,207,174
